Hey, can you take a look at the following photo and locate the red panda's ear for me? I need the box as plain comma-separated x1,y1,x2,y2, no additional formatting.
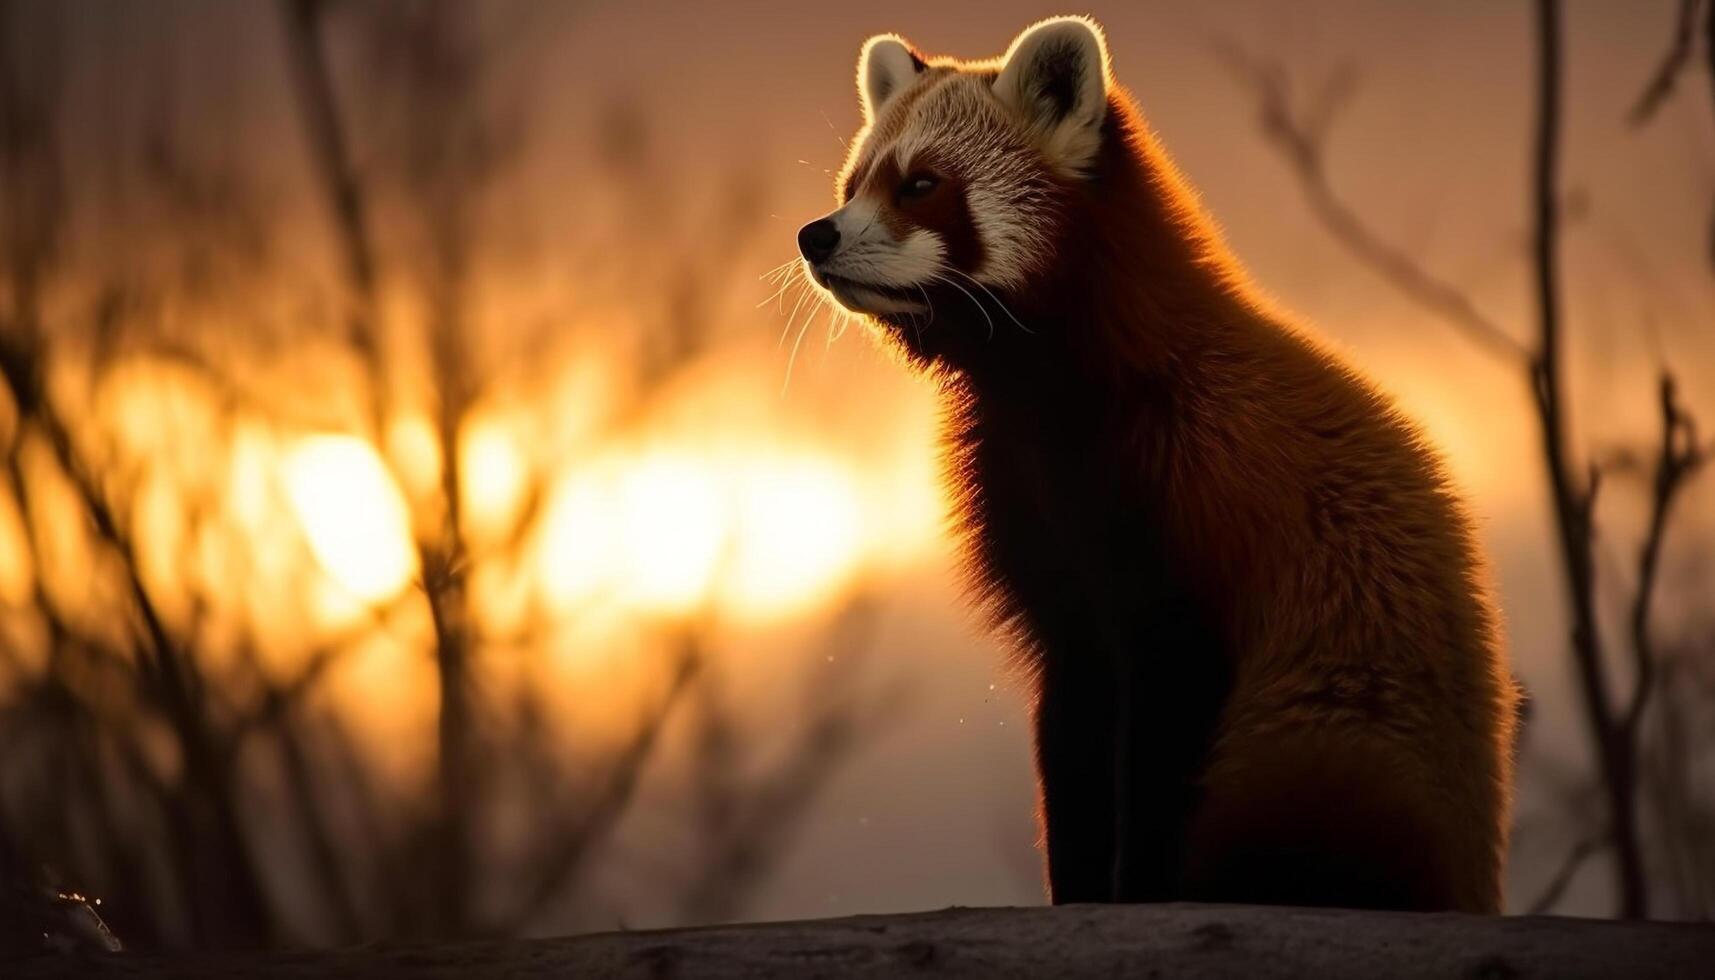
994,17,1112,174
858,35,926,125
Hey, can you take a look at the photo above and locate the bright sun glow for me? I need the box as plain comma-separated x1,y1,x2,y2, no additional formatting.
723,459,861,618
0,487,31,607
613,454,728,613
284,436,418,603
538,468,617,606
538,447,874,622
273,406,938,628
460,415,530,542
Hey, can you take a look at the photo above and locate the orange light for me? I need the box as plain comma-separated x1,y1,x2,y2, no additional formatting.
611,452,728,614
722,456,862,621
536,444,897,623
283,436,418,603
538,465,619,610
460,414,529,543
0,485,31,606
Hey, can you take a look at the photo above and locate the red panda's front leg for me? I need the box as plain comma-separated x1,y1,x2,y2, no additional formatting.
1031,576,1233,904
1032,589,1231,904
1032,647,1118,903
1107,634,1233,903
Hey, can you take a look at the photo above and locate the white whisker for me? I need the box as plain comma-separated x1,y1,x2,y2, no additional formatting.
762,258,794,275
778,278,815,349
912,286,935,347
828,305,863,345
820,111,847,148
915,284,936,326
932,273,996,341
760,255,800,282
781,289,824,395
943,266,1033,334
757,264,804,311
823,302,840,350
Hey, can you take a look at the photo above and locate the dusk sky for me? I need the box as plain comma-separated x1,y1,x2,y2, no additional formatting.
4,0,1712,941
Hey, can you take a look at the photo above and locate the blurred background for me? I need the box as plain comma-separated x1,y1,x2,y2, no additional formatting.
0,0,1710,952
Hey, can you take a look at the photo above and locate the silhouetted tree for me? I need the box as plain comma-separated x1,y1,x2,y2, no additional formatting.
0,0,894,952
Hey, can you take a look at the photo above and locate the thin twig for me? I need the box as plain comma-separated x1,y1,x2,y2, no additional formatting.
277,0,383,382
1630,0,1706,125
1622,374,1709,745
489,637,703,934
1212,40,1531,364
1528,832,1609,914
1529,0,1648,919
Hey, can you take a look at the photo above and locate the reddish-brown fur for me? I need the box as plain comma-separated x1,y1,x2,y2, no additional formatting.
855,82,1517,912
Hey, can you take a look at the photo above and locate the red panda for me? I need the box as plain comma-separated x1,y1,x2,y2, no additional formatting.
795,16,1518,913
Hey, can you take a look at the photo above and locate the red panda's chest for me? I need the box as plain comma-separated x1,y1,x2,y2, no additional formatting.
950,399,1222,665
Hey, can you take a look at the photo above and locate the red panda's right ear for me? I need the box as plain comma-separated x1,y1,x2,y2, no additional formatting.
994,17,1111,175
858,35,926,125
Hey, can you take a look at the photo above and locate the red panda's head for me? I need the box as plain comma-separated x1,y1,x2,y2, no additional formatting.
798,17,1115,367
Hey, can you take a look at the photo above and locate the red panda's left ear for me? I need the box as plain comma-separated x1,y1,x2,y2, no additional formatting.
994,17,1112,174
858,35,926,125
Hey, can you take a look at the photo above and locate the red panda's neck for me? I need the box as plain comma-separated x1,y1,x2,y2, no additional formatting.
1075,96,1252,374
963,95,1253,407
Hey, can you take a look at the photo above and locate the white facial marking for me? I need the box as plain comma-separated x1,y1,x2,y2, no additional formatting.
804,199,942,316
823,197,947,288
826,20,1112,317
842,283,929,315
882,78,1057,291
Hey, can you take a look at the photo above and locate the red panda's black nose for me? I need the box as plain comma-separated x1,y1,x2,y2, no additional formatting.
797,219,840,265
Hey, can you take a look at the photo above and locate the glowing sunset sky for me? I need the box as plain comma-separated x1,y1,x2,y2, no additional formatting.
21,0,1715,924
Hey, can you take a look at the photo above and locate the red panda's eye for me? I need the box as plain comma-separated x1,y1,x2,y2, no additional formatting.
897,173,939,202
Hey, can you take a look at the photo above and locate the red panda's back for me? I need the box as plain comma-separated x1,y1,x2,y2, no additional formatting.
1158,315,1516,913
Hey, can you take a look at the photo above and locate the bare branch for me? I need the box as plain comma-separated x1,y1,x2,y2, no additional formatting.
1527,832,1610,914
276,0,383,381
1708,1,1715,272
676,598,900,924
1622,374,1710,745
270,705,366,944
1528,0,1650,919
489,637,703,934
1629,0,1707,125
1212,40,1531,364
